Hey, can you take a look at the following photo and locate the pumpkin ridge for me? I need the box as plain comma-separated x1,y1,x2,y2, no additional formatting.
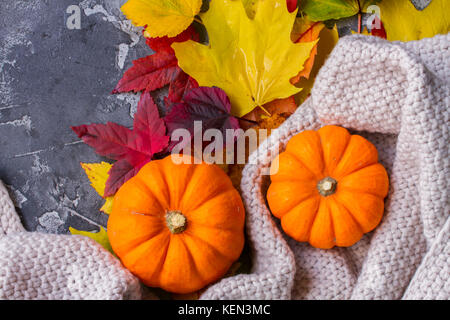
308,198,335,248
281,196,321,241
337,163,389,198
331,135,379,179
115,227,166,255
184,229,237,262
286,149,323,180
151,159,175,208
267,180,317,218
178,163,235,212
182,183,236,214
327,199,337,247
121,228,170,258
303,197,323,242
183,189,243,227
331,195,366,235
335,187,387,199
319,125,352,176
169,234,205,284
133,174,169,212
163,159,198,209
182,219,243,232
122,231,171,281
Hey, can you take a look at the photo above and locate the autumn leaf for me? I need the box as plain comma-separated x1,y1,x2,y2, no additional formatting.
81,162,114,215
378,0,450,41
105,160,141,197
165,87,240,151
69,226,115,255
286,0,298,13
240,96,297,129
121,0,202,38
291,18,325,83
145,25,199,55
113,26,199,95
301,0,380,21
112,51,180,94
242,0,298,18
72,92,169,196
173,0,317,117
165,72,199,106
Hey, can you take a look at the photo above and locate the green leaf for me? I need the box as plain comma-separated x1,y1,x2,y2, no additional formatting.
69,226,115,256
301,0,380,21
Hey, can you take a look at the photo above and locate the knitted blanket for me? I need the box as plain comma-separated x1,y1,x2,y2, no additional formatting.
0,34,448,300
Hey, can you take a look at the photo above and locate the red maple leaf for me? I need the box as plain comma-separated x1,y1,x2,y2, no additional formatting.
112,26,199,95
72,92,169,196
287,0,298,12
165,72,199,107
146,25,199,55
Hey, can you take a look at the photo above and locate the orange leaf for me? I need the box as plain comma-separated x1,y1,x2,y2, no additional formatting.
291,19,325,83
240,96,297,129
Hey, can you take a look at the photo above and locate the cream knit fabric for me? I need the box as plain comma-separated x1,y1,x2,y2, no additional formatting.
201,33,449,300
0,34,448,300
0,181,142,300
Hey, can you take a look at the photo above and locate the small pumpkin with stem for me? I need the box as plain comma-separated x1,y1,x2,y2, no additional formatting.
267,125,389,249
107,155,245,294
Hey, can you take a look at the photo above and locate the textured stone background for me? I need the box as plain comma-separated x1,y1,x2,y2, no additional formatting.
0,0,431,234
0,0,147,233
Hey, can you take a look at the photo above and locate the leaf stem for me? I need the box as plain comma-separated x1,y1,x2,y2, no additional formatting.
194,16,203,25
358,13,362,33
258,105,272,117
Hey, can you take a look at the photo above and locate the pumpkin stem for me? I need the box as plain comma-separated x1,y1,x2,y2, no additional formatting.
165,211,187,234
317,177,337,197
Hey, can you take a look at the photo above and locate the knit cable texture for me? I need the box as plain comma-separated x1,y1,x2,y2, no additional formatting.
201,33,449,300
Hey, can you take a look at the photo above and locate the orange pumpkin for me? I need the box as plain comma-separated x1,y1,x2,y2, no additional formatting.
107,155,245,293
267,125,389,249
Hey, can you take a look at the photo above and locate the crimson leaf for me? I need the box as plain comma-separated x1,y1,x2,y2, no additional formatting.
164,87,240,151
72,92,169,196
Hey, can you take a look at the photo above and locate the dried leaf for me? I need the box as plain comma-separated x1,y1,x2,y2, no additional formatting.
240,96,297,129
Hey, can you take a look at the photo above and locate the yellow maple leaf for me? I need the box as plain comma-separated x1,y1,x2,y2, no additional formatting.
69,226,115,255
121,0,203,38
379,0,450,41
173,0,317,117
81,162,114,215
241,0,259,18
